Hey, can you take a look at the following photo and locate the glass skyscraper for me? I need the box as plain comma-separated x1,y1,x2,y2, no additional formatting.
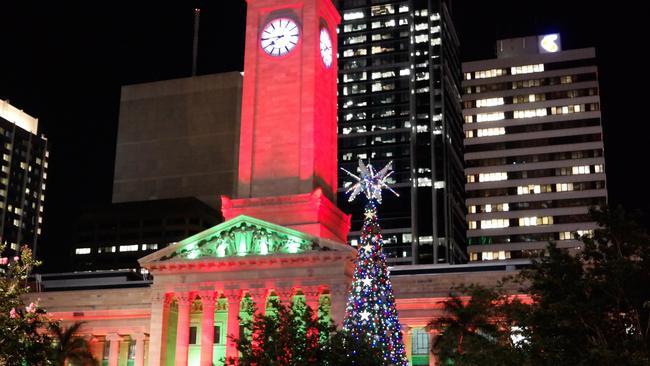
337,0,466,265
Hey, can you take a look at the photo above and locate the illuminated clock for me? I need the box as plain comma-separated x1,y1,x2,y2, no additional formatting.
319,27,333,68
260,18,300,56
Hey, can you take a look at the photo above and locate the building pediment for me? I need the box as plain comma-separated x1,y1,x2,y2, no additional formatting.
138,215,353,267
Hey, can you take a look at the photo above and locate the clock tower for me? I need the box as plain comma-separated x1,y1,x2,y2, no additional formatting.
222,0,350,243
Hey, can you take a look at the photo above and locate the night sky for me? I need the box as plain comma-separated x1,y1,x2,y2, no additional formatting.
1,1,647,271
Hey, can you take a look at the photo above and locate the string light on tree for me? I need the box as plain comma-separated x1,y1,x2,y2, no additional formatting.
341,160,408,366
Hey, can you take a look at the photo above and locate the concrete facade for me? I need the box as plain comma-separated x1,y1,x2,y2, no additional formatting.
27,254,523,366
462,35,607,261
112,73,243,210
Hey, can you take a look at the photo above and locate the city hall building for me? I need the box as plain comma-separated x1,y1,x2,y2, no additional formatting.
27,0,525,365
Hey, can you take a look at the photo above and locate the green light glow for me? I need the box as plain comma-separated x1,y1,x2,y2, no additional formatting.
162,215,314,261
286,237,301,254
259,237,268,255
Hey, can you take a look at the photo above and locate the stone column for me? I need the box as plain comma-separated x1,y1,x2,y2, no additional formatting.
133,333,147,366
328,284,347,327
428,329,437,366
175,293,192,366
200,293,217,366
276,288,294,307
249,290,266,315
402,326,412,366
106,333,122,366
148,291,171,366
303,286,321,317
225,290,242,361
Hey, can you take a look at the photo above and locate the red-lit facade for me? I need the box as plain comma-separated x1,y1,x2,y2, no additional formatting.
23,1,529,366
231,0,350,243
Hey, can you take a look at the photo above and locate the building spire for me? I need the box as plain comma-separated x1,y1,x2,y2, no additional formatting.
192,8,201,76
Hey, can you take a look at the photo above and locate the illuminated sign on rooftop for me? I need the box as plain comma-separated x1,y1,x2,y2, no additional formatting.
539,34,561,53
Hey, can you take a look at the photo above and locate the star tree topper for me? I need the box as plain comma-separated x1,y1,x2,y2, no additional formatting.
341,160,399,204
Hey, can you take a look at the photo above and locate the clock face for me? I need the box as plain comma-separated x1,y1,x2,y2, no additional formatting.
319,28,333,68
260,18,300,56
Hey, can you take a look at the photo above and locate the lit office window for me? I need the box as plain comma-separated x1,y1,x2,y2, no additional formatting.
572,165,590,175
75,248,91,255
513,108,547,119
480,219,510,229
475,97,504,108
474,69,506,79
417,177,432,187
343,23,367,33
483,203,509,213
468,221,477,229
343,48,367,57
517,184,551,195
119,245,139,252
370,4,395,16
478,172,508,182
344,35,367,45
577,230,593,237
551,105,584,115
519,216,553,226
476,127,505,137
476,112,505,122
511,64,544,75
371,70,396,79
560,75,575,84
556,183,574,192
481,251,511,260
414,34,429,43
343,11,364,20
594,164,604,173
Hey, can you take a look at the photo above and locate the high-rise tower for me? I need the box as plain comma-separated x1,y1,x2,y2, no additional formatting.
337,0,466,264
0,100,48,256
462,35,607,261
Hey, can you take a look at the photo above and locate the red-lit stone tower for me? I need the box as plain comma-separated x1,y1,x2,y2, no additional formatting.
222,0,350,243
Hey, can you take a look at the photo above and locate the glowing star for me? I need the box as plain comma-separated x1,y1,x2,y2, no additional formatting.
360,310,371,321
364,210,375,219
341,160,400,204
362,277,373,287
362,243,373,253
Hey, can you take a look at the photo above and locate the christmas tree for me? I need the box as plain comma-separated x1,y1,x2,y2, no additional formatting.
341,160,409,366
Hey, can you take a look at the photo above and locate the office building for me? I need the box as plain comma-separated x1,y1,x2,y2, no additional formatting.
70,198,220,271
337,0,466,264
0,100,48,255
73,73,242,269
112,72,243,211
462,34,607,261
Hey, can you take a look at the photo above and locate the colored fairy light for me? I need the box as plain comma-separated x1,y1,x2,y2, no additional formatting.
341,160,408,366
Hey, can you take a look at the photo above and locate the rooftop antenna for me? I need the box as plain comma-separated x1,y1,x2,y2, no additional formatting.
192,8,201,76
